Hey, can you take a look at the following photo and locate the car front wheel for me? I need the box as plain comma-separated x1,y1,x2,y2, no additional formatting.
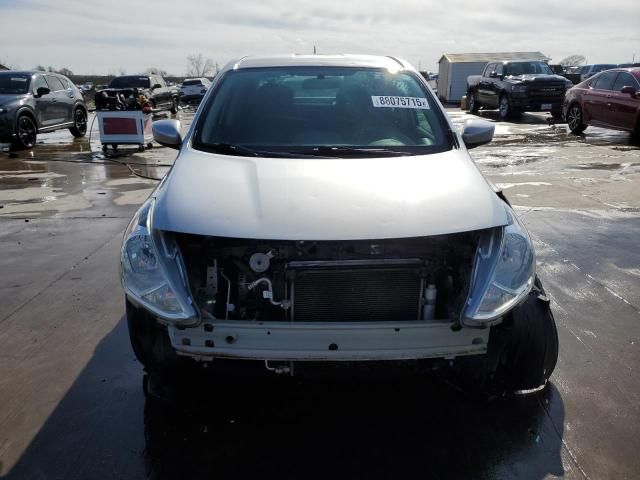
453,276,559,398
567,103,587,134
14,114,37,150
468,90,479,113
498,94,512,120
69,108,87,137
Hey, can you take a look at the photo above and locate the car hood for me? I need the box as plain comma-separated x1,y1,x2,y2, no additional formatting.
507,74,567,83
0,93,25,106
152,147,509,240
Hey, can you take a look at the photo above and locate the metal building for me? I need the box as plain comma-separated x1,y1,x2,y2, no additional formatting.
436,52,550,103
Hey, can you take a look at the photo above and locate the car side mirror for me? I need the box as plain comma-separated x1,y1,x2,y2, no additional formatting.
152,83,162,89
461,119,495,149
489,71,498,78
35,87,50,97
152,119,182,149
621,85,637,97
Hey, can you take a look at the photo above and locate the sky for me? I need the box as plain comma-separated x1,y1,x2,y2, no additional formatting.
0,0,638,75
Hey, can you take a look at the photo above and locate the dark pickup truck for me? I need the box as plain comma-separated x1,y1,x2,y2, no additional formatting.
467,61,573,119
105,74,179,114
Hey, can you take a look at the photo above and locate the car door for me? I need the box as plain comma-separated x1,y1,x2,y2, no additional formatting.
488,63,504,107
478,64,495,104
583,71,617,125
606,72,640,130
44,75,70,126
56,76,76,123
31,74,55,127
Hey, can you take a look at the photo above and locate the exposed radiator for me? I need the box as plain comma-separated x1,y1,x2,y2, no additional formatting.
291,263,423,322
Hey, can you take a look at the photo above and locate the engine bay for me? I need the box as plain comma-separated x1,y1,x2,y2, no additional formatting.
175,233,481,323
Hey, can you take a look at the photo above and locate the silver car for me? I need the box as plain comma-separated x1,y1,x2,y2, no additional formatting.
121,55,558,398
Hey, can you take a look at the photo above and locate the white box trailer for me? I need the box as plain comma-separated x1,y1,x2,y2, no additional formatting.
97,110,153,153
437,51,550,104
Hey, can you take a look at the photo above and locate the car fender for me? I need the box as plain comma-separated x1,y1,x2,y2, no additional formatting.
14,105,39,129
72,100,87,114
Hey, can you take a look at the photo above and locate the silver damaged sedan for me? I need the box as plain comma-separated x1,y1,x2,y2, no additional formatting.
121,55,558,398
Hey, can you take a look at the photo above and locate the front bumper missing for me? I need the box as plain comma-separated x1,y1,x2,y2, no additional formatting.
168,321,489,361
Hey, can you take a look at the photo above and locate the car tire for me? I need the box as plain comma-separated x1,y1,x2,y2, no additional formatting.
126,299,182,373
69,108,88,138
567,103,587,134
170,97,178,114
453,276,559,399
13,114,37,150
498,94,512,120
468,90,479,113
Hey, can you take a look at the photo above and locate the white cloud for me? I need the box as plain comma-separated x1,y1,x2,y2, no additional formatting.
1,0,638,74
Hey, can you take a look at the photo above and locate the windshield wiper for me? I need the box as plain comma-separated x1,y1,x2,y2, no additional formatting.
312,146,415,157
199,143,331,158
203,143,262,157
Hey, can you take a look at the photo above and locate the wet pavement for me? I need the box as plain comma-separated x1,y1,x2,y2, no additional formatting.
0,107,639,479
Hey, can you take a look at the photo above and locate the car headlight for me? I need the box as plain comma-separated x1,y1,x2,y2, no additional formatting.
0,107,6,113
512,85,527,93
121,198,198,324
463,207,535,326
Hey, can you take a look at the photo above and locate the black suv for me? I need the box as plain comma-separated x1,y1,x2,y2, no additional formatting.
467,61,573,119
0,71,88,149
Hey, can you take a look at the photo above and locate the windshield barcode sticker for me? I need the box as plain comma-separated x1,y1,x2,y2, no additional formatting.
371,96,430,109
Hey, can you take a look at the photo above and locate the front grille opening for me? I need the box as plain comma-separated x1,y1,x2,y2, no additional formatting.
175,233,482,323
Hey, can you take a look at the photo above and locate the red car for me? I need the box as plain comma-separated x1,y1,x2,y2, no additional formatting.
563,67,640,136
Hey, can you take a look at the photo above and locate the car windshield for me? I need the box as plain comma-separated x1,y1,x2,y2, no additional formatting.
183,79,203,86
193,66,450,157
504,62,554,76
108,76,151,88
0,73,31,94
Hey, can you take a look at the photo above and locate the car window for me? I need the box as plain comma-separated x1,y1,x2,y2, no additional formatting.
45,75,65,91
494,64,503,76
484,64,495,77
611,72,638,91
183,79,203,86
109,76,151,88
592,71,618,90
0,72,31,94
58,77,70,89
194,66,449,156
32,74,49,92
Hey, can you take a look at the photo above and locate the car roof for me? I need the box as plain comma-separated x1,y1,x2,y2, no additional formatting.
588,68,640,80
623,67,640,79
222,54,412,72
1,71,62,76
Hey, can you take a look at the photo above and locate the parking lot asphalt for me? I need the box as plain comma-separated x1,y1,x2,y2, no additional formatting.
0,107,639,479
